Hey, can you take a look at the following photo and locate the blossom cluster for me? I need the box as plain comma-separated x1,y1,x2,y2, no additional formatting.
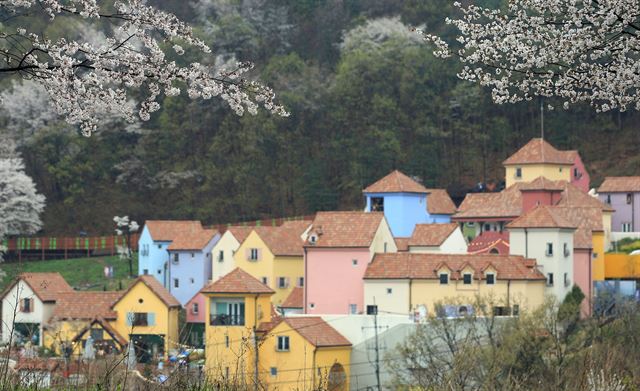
419,0,640,112
1,0,288,136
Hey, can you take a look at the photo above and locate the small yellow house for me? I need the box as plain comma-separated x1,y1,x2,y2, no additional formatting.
364,253,547,316
233,220,311,306
503,138,575,188
43,291,122,355
110,275,181,361
201,268,351,390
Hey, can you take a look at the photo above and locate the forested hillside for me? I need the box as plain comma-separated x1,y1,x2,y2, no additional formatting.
2,0,640,234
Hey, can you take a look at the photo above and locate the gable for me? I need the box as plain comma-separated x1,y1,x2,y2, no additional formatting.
235,231,274,262
112,280,169,316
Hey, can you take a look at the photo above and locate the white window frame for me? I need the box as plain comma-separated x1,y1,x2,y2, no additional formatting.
486,273,495,285
250,248,259,261
545,243,553,257
276,336,290,352
439,273,449,285
463,273,472,285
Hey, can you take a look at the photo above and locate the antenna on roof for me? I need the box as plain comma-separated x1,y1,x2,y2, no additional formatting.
540,97,545,140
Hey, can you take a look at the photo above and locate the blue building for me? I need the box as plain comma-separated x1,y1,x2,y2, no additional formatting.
363,170,455,237
166,229,220,305
138,220,204,287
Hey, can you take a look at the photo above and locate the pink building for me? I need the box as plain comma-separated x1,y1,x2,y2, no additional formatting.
184,292,206,347
566,150,590,193
303,211,396,315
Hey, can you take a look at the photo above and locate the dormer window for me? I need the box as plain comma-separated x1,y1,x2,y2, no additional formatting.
515,167,522,178
486,273,495,285
371,197,384,212
463,273,472,285
439,273,449,285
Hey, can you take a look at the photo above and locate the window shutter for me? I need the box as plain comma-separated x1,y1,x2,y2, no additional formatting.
257,249,262,261
126,312,133,326
30,298,34,313
245,248,251,260
285,277,290,288
19,299,24,312
147,313,156,326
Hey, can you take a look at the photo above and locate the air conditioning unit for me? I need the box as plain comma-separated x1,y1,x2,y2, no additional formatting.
564,248,571,257
564,278,571,287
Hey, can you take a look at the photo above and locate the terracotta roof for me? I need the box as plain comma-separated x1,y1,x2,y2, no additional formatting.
408,223,458,247
394,237,410,252
598,176,640,193
556,182,614,211
281,287,303,308
503,138,575,165
15,358,60,372
279,317,352,347
305,211,385,248
201,268,275,294
167,229,218,251
363,170,429,194
454,184,524,219
2,273,73,302
253,221,311,256
467,232,510,255
426,189,457,215
507,205,576,229
225,226,254,244
71,318,128,348
113,275,180,308
51,291,121,320
552,206,603,249
145,220,202,242
365,253,544,280
520,177,565,191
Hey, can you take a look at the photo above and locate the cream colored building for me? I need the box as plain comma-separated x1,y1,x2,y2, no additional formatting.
364,253,546,317
406,223,468,253
210,226,253,282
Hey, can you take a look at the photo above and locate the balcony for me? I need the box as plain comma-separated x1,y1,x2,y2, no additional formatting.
210,314,245,326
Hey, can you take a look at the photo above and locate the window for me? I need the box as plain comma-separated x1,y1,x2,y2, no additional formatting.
512,305,520,316
606,194,611,204
225,367,229,379
352,259,358,267
563,243,570,257
143,269,149,275
386,288,393,294
192,303,199,314
564,273,570,287
463,273,472,285
298,277,304,287
547,273,554,287
261,277,269,285
190,278,195,284
278,277,289,289
157,269,161,274
622,222,632,232
277,336,290,351
309,303,315,309
132,312,149,326
211,301,245,326
250,248,259,261
367,305,378,315
270,367,278,376
349,304,358,314
90,328,104,341
172,253,179,264
593,252,598,259
486,273,495,285
627,193,633,204
174,278,179,288
484,224,490,232
218,250,224,262
225,335,229,348
574,168,579,178
493,306,510,316
545,243,553,256
21,298,32,313
158,244,162,249
515,167,522,178
439,273,449,285
191,252,195,258
371,197,384,212
384,242,388,253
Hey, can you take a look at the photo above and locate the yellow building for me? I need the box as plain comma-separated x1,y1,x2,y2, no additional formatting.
234,220,311,306
503,138,575,188
364,253,547,316
110,275,181,361
201,268,351,390
604,253,640,279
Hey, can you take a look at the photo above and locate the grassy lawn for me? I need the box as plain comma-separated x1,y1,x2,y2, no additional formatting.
0,253,138,292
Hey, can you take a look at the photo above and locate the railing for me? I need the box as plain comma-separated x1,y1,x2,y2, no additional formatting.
210,314,245,326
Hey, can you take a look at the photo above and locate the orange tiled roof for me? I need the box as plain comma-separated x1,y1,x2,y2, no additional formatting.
281,287,303,308
201,268,274,294
305,211,384,248
552,206,603,249
280,317,351,347
520,177,565,191
507,205,576,229
408,223,458,247
167,229,218,251
254,221,311,256
455,184,524,219
51,291,122,320
145,220,202,242
467,231,510,255
426,189,457,215
503,138,575,165
71,318,128,348
365,253,545,280
15,358,60,372
363,170,429,194
113,275,180,308
598,176,640,193
1,273,74,303
556,182,614,211
225,226,254,244
394,237,410,252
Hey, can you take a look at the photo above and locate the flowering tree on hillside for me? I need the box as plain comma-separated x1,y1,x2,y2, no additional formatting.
0,141,46,259
113,215,138,277
420,1,640,112
0,0,287,137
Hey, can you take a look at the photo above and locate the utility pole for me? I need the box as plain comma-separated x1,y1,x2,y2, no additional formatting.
373,305,382,391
